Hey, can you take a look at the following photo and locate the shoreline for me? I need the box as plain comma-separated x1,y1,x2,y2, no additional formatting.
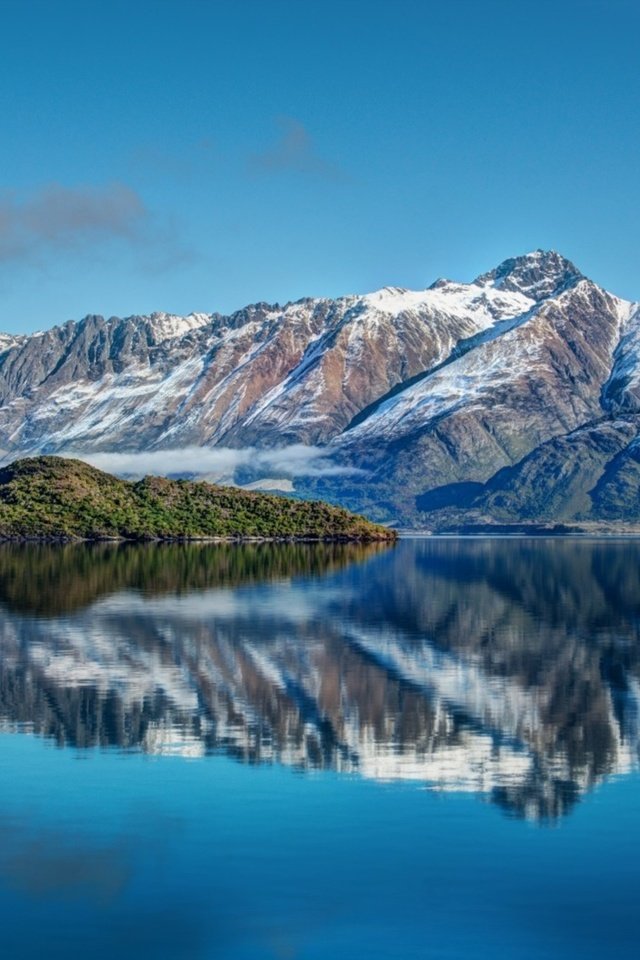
0,533,397,544
397,524,640,538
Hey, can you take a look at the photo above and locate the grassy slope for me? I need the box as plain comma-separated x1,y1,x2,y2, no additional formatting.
0,457,395,541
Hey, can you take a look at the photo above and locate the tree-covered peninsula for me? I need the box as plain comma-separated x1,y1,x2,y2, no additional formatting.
0,457,396,542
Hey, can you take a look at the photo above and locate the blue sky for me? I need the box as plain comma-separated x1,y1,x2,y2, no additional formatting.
0,0,638,333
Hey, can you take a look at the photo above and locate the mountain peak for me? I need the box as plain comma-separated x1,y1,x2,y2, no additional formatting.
474,250,584,300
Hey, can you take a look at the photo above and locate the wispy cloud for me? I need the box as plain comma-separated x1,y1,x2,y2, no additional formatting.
249,117,349,182
0,182,192,271
68,444,360,480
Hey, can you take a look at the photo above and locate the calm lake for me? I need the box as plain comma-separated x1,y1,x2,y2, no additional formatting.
0,538,639,959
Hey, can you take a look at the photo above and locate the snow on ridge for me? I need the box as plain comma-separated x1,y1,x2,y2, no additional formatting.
238,281,537,432
602,303,640,410
339,300,543,442
0,334,24,354
144,311,212,342
360,280,534,320
339,278,636,445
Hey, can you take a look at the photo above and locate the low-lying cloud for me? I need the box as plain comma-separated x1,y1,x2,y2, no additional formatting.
68,444,359,481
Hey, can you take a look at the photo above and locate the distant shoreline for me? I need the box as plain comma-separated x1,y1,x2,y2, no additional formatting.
397,523,640,538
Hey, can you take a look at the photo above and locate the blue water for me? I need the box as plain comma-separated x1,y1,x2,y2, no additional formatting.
0,539,638,958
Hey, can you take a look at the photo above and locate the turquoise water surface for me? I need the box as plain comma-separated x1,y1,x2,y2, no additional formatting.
0,539,638,958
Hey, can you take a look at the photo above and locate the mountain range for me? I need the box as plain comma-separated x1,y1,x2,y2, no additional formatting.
2,249,639,527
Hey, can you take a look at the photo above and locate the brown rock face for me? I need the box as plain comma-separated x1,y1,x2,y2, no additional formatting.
307,274,637,521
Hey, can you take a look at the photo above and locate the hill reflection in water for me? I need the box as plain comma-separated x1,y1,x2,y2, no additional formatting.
1,538,639,820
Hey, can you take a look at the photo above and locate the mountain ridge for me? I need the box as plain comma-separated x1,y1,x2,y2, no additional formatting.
1,250,639,527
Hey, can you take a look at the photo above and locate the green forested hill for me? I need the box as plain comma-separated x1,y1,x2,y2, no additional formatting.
0,457,395,542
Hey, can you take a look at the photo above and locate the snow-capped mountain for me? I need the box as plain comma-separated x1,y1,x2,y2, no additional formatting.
309,252,637,522
0,259,548,452
1,249,640,525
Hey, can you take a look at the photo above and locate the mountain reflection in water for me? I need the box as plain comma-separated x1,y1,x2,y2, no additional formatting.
1,538,639,820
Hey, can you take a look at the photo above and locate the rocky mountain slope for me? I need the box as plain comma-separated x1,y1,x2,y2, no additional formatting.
1,250,640,525
0,271,544,452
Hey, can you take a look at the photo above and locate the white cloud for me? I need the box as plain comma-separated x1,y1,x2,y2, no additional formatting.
66,444,360,480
